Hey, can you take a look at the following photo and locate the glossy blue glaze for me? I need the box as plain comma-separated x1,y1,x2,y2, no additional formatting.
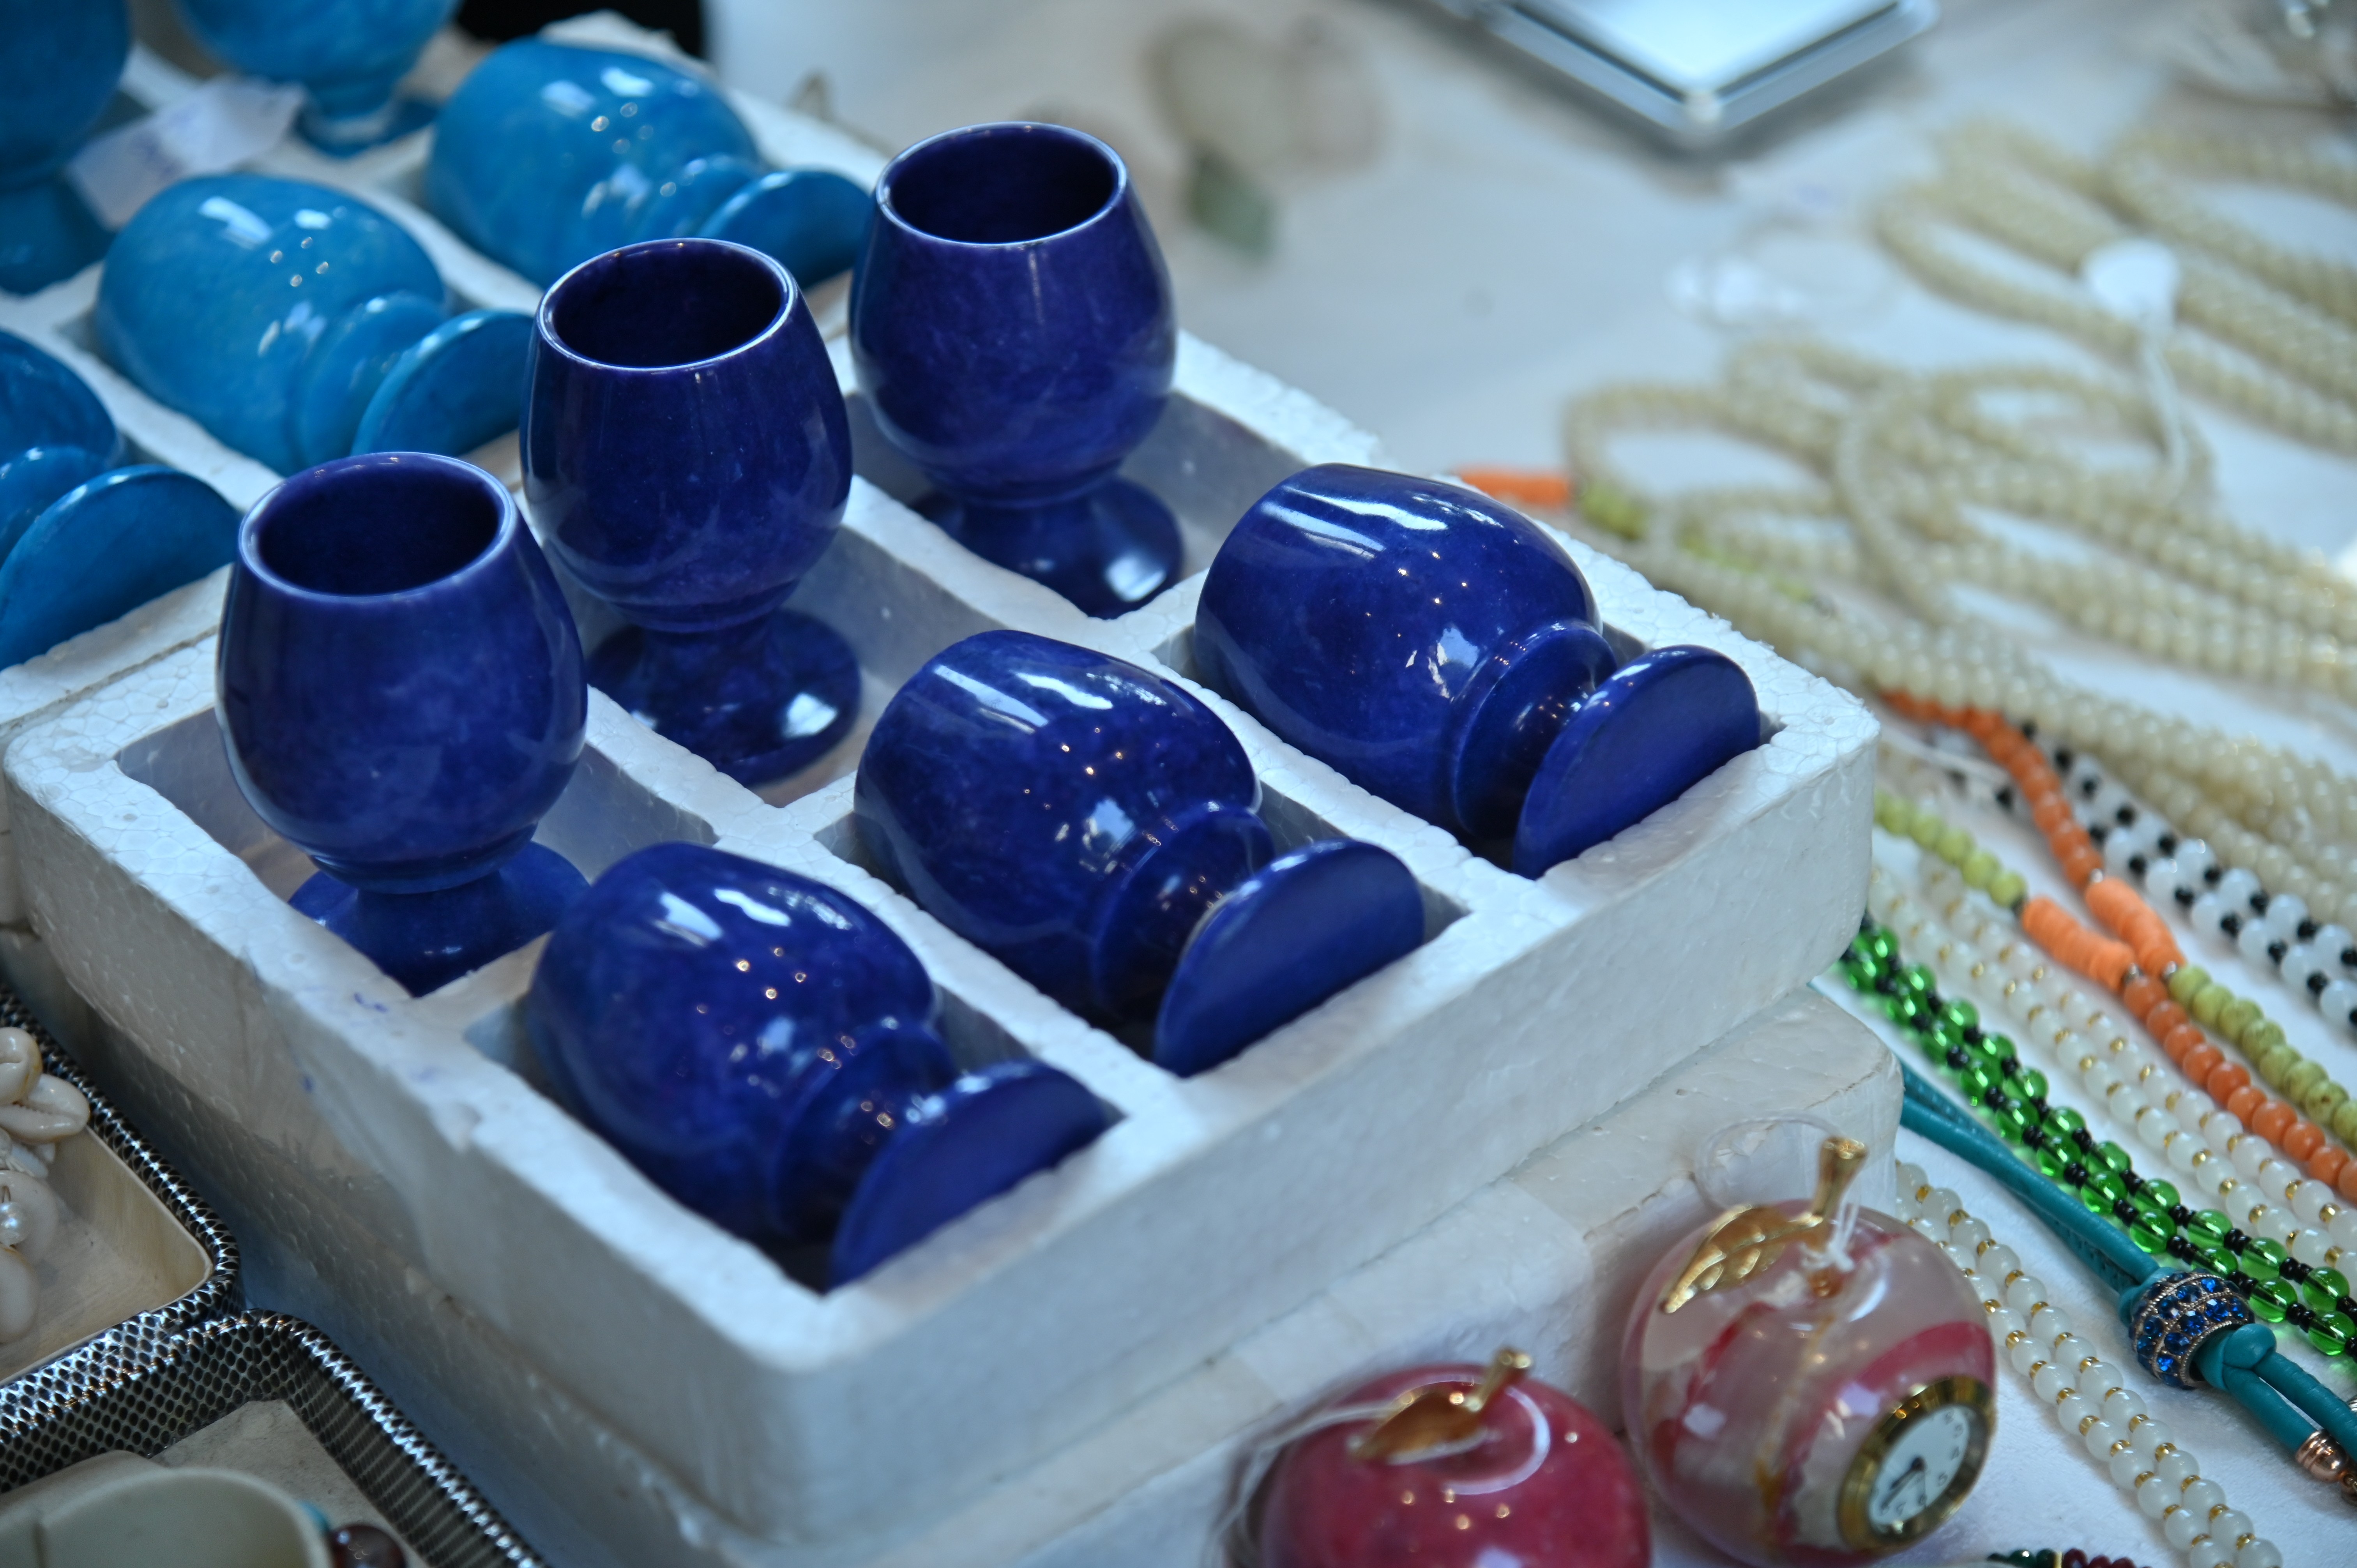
96,175,529,473
1198,463,1764,877
426,41,871,288
218,452,587,992
525,237,858,784
1197,464,1605,837
0,330,122,550
1155,838,1424,1078
0,0,126,293
0,467,238,668
850,123,1180,618
526,842,1107,1282
855,630,1425,1073
176,0,453,152
1513,644,1761,876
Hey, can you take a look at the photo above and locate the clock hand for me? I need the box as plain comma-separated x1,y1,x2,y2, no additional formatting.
1877,1454,1926,1510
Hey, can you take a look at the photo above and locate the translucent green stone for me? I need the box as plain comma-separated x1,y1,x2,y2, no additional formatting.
2239,1241,2284,1284
2188,1210,2231,1242
1939,999,1979,1033
2192,1240,2236,1275
1995,1103,2034,1143
2307,1311,2356,1358
2304,1268,2351,1313
1926,1019,1964,1056
2082,1170,2129,1210
1899,964,1935,997
1886,992,1927,1026
2140,1178,2180,1211
1959,1064,1997,1102
1862,928,1897,964
2034,1143,2068,1180
2130,1215,2175,1255
2045,1106,2086,1139
2250,1277,2295,1323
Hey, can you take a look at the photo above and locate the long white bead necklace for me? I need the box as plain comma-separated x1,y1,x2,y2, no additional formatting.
1892,1158,2289,1568
1875,122,2357,453
2103,130,2357,331
1873,852,2357,1273
1561,350,2357,879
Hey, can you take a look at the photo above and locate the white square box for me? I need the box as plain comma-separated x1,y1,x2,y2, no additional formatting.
1,26,1876,1553
4,466,1869,1553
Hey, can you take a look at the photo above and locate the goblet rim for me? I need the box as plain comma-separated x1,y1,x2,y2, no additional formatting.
875,120,1129,251
534,237,801,376
237,450,518,606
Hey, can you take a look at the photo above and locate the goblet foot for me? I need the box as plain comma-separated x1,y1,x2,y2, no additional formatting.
1512,645,1760,878
922,478,1181,618
830,1059,1108,1284
0,177,111,296
293,842,587,996
590,607,860,786
299,95,437,157
0,468,239,668
1153,839,1424,1077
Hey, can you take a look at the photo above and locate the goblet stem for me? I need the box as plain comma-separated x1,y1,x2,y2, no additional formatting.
292,842,586,996
588,607,860,787
925,477,1182,618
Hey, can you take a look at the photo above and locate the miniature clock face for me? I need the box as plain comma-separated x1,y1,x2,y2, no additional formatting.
1838,1377,1993,1549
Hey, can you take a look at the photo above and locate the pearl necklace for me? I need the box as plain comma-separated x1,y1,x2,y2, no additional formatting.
1892,1160,2290,1568
1875,122,2357,452
2104,129,2357,332
1562,355,2357,876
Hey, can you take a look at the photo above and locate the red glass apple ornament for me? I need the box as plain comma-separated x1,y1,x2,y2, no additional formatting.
1621,1136,1996,1567
1257,1347,1649,1568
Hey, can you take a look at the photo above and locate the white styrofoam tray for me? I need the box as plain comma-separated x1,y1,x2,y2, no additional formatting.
2,19,1876,1555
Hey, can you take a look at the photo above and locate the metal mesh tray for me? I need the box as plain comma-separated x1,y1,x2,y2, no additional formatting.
0,1309,544,1568
0,976,239,1420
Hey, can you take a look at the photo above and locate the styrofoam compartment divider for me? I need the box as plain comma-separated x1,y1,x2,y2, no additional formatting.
4,469,1873,1556
0,19,1882,1558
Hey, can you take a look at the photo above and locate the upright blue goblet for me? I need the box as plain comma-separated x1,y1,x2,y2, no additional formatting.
217,452,588,995
0,0,126,294
525,237,859,786
426,39,871,290
1196,464,1762,878
174,0,455,153
856,631,1425,1076
850,123,1182,618
527,842,1108,1284
97,175,532,474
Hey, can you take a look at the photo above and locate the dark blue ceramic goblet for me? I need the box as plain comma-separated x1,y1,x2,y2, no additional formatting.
0,0,126,294
98,176,533,474
0,330,239,669
176,0,454,152
1196,464,1762,879
526,842,1108,1284
427,39,871,290
217,452,588,996
525,238,859,786
850,123,1181,619
855,631,1424,1076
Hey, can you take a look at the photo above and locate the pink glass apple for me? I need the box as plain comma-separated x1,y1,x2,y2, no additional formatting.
1258,1353,1649,1568
1620,1144,1996,1567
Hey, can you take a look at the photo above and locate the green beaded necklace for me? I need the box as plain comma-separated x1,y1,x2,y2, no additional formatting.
1841,916,2357,1359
